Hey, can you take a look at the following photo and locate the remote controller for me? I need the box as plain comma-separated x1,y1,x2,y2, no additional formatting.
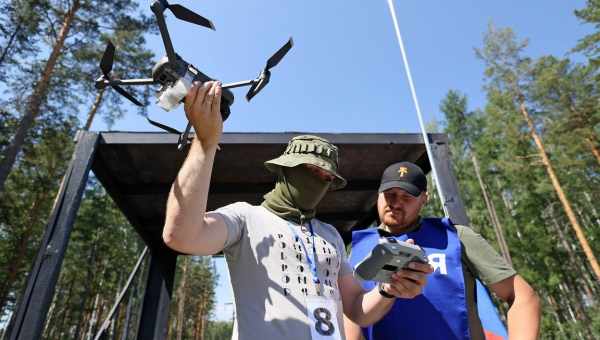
355,238,428,283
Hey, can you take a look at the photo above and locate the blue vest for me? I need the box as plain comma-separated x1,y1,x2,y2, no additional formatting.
350,218,470,340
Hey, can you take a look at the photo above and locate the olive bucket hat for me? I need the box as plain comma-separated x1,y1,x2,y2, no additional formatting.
264,135,347,190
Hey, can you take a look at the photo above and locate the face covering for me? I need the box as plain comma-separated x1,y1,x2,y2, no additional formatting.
262,166,331,225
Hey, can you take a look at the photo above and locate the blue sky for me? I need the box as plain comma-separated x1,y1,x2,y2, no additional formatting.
89,0,593,321
92,0,592,135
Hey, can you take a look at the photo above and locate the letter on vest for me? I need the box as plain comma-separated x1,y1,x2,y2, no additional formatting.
428,253,448,275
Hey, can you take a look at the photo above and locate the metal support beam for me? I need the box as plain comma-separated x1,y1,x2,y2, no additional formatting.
7,131,100,340
430,140,469,225
94,247,149,340
136,246,177,340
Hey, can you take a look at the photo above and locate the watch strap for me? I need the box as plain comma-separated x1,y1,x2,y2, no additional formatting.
378,283,395,299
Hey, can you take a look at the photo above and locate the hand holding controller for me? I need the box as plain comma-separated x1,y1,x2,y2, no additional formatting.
355,237,428,283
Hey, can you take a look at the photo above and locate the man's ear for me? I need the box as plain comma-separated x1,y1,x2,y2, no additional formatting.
420,191,429,206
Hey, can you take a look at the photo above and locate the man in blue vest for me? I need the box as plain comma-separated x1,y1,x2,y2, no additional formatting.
344,161,540,340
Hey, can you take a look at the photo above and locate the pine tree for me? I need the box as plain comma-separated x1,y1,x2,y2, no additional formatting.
573,0,600,67
0,0,45,80
0,111,78,317
0,0,154,193
441,90,512,264
529,56,600,167
476,23,600,280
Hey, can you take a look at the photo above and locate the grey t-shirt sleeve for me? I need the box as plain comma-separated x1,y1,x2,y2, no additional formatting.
207,201,250,251
456,225,516,285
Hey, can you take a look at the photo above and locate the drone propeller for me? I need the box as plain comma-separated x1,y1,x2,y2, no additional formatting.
167,3,215,29
100,41,115,76
266,37,294,70
246,37,294,101
99,41,143,107
112,84,143,106
151,0,215,65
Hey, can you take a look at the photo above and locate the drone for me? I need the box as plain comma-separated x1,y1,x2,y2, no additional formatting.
95,0,293,150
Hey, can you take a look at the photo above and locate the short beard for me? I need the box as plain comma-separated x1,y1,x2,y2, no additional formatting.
383,212,419,233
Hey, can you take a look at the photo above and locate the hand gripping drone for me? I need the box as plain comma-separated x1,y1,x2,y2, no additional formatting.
95,0,293,149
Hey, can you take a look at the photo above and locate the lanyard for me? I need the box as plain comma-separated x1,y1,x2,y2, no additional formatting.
287,221,320,284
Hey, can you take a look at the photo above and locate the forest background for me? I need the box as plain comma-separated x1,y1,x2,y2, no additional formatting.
0,0,598,339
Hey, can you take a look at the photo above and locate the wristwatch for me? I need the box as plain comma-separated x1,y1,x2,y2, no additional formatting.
378,283,395,299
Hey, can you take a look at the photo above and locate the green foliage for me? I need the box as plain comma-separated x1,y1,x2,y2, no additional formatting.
438,22,600,338
0,109,78,316
204,320,234,340
574,0,600,66
1,0,156,126
41,178,147,339
0,0,217,338
0,0,46,81
169,256,218,339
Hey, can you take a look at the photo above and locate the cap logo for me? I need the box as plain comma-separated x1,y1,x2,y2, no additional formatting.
398,167,408,177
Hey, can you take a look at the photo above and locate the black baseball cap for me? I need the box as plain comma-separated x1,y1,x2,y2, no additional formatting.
378,162,427,197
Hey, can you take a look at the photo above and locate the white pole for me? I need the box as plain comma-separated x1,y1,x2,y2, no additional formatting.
386,0,448,216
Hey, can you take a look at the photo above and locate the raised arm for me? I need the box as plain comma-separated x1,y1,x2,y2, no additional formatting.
162,81,229,255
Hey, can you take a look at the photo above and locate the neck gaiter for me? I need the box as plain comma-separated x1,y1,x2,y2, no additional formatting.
262,166,331,225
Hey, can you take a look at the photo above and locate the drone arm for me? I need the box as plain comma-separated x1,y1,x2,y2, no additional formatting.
109,78,159,86
221,79,256,89
114,78,159,86
96,78,158,89
151,0,178,64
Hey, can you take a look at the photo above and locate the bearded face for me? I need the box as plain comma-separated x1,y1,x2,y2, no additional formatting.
377,187,427,233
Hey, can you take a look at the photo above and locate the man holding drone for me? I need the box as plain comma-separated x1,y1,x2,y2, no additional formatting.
162,81,433,339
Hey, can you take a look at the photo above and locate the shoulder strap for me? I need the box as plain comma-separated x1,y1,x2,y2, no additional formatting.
441,217,456,231
421,217,456,232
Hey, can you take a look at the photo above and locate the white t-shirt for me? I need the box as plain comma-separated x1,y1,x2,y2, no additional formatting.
209,202,353,340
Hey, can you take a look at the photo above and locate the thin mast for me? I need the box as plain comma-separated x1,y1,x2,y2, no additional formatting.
386,0,448,216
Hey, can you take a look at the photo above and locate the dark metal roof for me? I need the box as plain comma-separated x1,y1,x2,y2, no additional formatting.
92,132,444,249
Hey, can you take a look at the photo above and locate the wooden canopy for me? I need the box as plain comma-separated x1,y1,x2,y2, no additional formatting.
91,132,451,248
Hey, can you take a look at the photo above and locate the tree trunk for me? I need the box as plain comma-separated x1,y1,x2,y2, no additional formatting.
108,273,124,340
519,101,600,280
558,282,591,340
42,288,59,338
85,265,108,340
83,88,105,131
119,276,137,340
550,214,596,303
130,254,148,340
0,0,80,194
51,279,75,339
469,152,513,265
85,293,101,340
176,257,191,340
194,298,206,340
0,191,48,314
73,242,98,340
583,192,600,226
584,136,600,167
0,22,22,69
546,295,567,337
567,101,600,168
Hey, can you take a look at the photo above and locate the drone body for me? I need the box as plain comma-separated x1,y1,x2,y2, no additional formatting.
151,55,234,116
95,0,293,149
